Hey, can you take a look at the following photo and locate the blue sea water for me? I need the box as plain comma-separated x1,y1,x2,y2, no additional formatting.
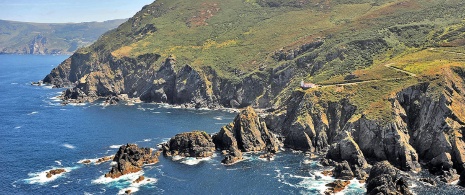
0,54,398,195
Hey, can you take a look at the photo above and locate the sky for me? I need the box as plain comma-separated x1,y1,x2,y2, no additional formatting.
0,0,155,23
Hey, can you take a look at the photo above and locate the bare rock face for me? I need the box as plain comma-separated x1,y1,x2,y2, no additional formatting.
366,161,412,195
213,106,279,164
162,131,215,158
326,131,368,169
105,144,160,178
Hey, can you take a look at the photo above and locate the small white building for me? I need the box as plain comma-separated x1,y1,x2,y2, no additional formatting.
300,80,316,89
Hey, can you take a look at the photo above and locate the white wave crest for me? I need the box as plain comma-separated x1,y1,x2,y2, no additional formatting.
62,143,76,149
24,167,76,184
109,145,123,149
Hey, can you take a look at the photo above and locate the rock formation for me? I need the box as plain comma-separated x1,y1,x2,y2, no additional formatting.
212,106,279,164
105,144,160,178
46,169,66,178
366,161,412,195
324,180,350,194
162,131,215,158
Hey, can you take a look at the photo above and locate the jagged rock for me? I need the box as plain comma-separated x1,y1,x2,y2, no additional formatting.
259,152,275,160
429,152,454,173
222,146,243,165
213,107,279,164
321,170,333,176
366,161,412,195
133,175,145,183
438,169,459,183
162,131,215,158
46,169,66,178
96,156,114,164
419,178,437,186
333,161,354,180
459,170,465,187
320,158,336,166
324,180,350,194
105,144,159,178
81,159,91,164
326,131,368,168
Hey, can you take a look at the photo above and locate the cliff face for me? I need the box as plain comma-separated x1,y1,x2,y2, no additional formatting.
44,52,297,108
268,67,465,178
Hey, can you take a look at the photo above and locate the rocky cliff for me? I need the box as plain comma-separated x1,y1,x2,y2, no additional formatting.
213,106,280,164
267,67,465,183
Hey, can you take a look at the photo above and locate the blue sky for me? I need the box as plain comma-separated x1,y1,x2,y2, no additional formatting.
0,0,155,23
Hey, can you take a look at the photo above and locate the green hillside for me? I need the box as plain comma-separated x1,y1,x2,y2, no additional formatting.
45,0,465,113
83,0,464,79
0,19,126,54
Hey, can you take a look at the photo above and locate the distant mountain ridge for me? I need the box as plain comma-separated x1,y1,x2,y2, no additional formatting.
0,19,127,55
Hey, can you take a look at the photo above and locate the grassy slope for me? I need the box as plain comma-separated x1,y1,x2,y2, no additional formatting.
72,0,465,119
0,19,126,54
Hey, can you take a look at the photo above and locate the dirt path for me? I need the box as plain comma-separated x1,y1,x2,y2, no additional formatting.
317,63,417,88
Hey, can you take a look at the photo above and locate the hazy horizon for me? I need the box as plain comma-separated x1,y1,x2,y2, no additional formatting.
0,0,155,23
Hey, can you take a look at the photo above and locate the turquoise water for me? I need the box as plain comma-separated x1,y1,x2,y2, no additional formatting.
0,55,368,194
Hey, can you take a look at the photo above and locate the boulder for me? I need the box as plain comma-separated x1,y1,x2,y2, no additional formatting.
366,161,412,195
46,169,66,178
162,131,215,158
105,144,160,178
96,155,113,164
133,175,145,183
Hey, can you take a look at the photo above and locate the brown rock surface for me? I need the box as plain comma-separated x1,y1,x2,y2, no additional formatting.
46,169,66,178
162,131,215,158
105,144,159,178
133,175,145,183
325,180,350,194
213,107,279,164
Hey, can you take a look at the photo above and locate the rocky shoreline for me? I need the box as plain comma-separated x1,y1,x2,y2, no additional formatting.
41,56,465,193
83,106,465,194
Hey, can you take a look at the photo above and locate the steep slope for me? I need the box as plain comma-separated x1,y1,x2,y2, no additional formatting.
0,19,126,54
266,49,465,181
43,0,465,108
42,0,465,188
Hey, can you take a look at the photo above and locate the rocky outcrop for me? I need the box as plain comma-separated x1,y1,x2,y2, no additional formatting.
105,144,160,178
268,67,465,181
212,107,279,164
162,131,215,158
366,161,412,195
46,169,66,178
326,131,368,169
324,180,350,194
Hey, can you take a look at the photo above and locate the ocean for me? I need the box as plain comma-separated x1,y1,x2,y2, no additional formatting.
2,54,457,194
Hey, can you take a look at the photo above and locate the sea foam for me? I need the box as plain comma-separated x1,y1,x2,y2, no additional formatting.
62,143,76,149
24,166,76,184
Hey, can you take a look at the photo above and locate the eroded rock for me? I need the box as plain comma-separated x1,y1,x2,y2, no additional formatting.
162,131,215,158
46,169,66,178
213,106,279,164
366,161,412,195
105,144,159,178
324,180,350,194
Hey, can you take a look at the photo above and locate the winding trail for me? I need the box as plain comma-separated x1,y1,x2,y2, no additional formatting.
316,63,417,88
308,47,463,88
